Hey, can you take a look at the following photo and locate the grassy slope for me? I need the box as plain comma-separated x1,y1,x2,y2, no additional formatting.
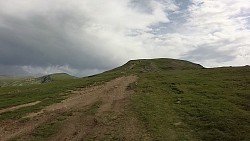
107,59,250,140
0,58,249,141
0,70,123,121
35,73,77,83
0,76,36,87
131,66,250,141
0,73,77,87
48,73,77,80
111,58,203,74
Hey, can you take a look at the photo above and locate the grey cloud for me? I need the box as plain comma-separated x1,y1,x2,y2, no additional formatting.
174,0,191,9
0,0,249,76
129,0,154,13
0,65,27,76
246,17,250,29
149,0,192,35
130,0,179,14
0,0,173,76
0,7,118,75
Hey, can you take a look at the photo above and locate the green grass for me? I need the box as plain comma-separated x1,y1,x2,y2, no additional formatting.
111,58,203,75
47,73,77,80
0,69,123,121
30,120,62,141
0,73,77,87
81,101,102,115
1,58,250,141
13,102,102,141
0,75,37,87
11,111,73,141
35,73,77,83
131,66,250,141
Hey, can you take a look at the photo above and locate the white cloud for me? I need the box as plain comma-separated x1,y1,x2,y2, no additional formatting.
176,0,250,66
0,0,249,76
21,65,103,77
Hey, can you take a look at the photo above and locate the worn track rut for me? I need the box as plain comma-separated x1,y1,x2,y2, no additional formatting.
0,75,150,141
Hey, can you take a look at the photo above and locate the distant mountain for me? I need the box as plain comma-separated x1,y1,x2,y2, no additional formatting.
0,73,77,86
0,75,36,87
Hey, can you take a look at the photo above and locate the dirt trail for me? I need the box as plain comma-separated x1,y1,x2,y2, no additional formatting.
0,101,41,114
0,75,150,141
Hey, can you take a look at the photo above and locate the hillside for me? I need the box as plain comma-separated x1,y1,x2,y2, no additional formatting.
111,58,203,74
35,73,77,83
0,58,249,141
0,73,77,87
0,75,37,87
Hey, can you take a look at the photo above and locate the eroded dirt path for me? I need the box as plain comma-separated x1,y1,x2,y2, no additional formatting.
0,75,150,141
0,101,41,114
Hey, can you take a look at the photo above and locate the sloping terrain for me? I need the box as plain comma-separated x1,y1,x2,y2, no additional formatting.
132,66,250,140
0,76,37,87
111,58,204,74
0,75,150,141
0,73,77,87
35,73,77,83
0,58,249,141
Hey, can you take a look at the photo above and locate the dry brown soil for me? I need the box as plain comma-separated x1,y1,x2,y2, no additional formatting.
0,75,150,141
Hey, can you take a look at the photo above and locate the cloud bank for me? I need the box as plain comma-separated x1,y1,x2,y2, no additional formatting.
0,0,249,76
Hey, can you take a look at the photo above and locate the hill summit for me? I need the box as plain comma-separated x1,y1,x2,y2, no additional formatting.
112,58,204,74
36,73,77,83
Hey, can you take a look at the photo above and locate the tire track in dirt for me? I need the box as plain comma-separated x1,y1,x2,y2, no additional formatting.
50,75,150,141
0,101,41,114
0,75,150,141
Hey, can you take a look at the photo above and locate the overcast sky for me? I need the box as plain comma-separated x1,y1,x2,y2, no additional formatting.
0,0,250,76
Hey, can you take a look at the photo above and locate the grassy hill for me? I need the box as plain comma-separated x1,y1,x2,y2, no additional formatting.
35,73,77,83
0,73,77,87
0,75,37,87
131,66,250,140
111,58,203,74
0,58,249,141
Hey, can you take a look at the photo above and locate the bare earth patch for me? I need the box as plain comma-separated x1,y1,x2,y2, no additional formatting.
0,101,41,114
0,75,150,141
